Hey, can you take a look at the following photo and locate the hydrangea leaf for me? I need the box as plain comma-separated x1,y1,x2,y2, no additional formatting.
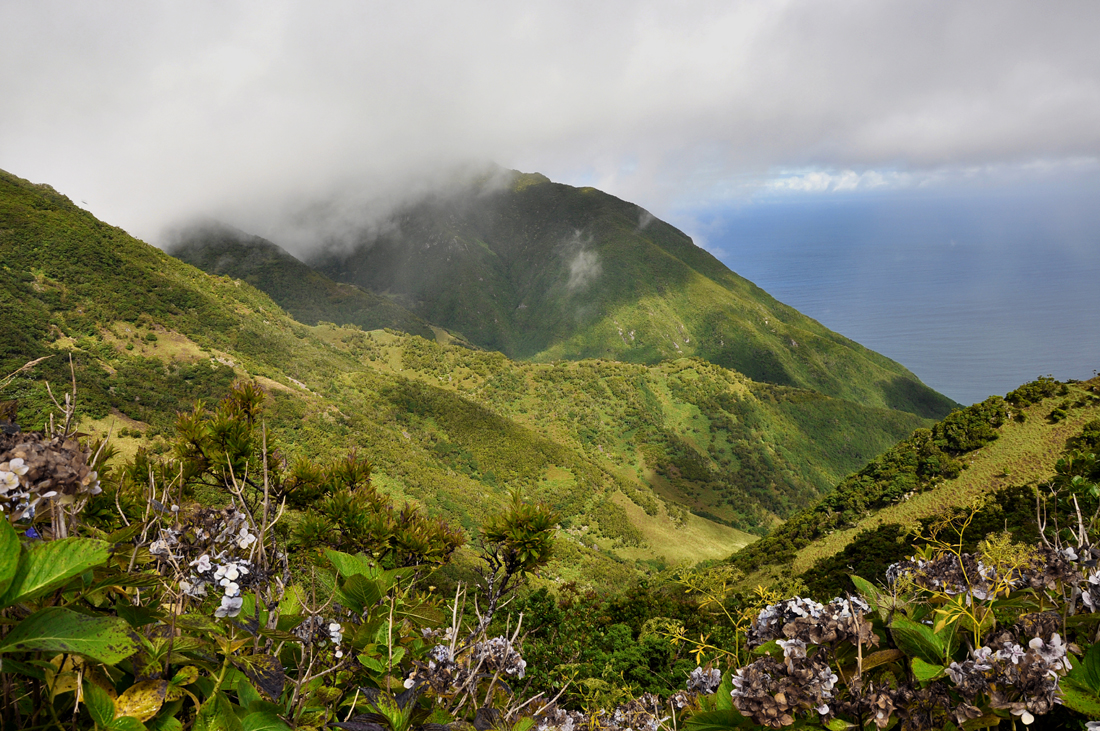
116,679,169,723
240,711,292,731
682,709,757,730
0,537,109,608
0,517,20,598
0,606,137,663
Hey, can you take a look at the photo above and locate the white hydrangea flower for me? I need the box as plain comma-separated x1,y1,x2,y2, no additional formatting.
215,595,243,618
191,554,212,572
237,525,257,549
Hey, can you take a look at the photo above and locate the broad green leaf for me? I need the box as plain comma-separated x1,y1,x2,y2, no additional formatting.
683,709,756,731
0,537,110,608
911,657,945,682
1057,677,1100,719
0,518,20,598
84,679,117,727
359,654,385,673
116,680,168,723
107,718,147,731
194,692,243,731
1084,642,1100,692
240,711,292,731
336,573,386,615
0,657,45,679
825,718,855,730
324,549,378,579
235,675,261,710
146,716,183,731
714,670,733,711
861,649,905,672
890,616,945,666
511,719,535,731
0,607,137,663
849,575,881,612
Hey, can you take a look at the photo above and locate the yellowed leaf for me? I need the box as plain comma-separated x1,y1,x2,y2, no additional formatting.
115,679,168,722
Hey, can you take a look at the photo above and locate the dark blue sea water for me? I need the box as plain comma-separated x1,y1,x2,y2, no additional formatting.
678,187,1100,405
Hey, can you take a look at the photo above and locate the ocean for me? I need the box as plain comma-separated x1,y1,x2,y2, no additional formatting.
680,188,1100,405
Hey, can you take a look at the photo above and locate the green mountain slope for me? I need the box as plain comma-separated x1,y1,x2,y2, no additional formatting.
167,221,440,340
730,374,1100,594
309,169,956,418
0,168,934,581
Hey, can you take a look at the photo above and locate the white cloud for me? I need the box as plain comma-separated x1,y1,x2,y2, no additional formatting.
0,0,1098,242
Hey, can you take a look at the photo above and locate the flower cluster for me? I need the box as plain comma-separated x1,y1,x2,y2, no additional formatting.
944,628,1071,725
471,636,527,679
685,666,721,695
329,622,344,658
747,595,875,649
730,655,839,728
887,545,1083,603
533,695,663,731
147,506,266,619
0,432,101,521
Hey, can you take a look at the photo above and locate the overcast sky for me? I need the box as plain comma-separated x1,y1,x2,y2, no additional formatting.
2,0,1099,247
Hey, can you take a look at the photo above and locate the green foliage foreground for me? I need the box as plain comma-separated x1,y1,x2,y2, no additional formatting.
6,365,1100,730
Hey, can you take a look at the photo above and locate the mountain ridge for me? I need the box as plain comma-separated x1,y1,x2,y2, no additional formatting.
299,169,956,419
0,166,935,583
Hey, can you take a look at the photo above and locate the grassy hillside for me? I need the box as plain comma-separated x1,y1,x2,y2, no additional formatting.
309,169,957,419
167,220,440,339
730,373,1100,593
0,167,937,585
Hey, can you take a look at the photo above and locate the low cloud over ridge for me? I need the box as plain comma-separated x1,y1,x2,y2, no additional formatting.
1,1,1098,245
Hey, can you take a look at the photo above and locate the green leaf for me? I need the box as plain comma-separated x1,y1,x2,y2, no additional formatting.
825,719,855,731
511,719,535,731
240,711,293,731
0,657,45,679
0,518,20,598
235,676,261,710
359,654,385,673
890,616,945,666
146,716,183,731
911,657,946,682
107,718,147,731
0,607,137,663
683,709,756,731
1057,677,1100,719
714,670,733,711
336,573,386,615
146,713,183,731
0,537,110,608
194,692,243,731
1084,642,1100,692
84,679,117,727
861,649,904,672
849,575,881,612
324,549,378,579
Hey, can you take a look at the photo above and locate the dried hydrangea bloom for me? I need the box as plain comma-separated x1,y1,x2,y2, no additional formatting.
731,655,837,728
0,432,101,521
471,636,526,678
748,596,875,649
686,666,722,694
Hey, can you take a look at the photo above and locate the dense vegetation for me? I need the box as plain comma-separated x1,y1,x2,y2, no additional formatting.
0,168,933,575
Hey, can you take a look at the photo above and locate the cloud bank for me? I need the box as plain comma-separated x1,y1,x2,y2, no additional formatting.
1,0,1098,245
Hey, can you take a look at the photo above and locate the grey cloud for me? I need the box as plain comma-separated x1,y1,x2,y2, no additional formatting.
1,0,1098,243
